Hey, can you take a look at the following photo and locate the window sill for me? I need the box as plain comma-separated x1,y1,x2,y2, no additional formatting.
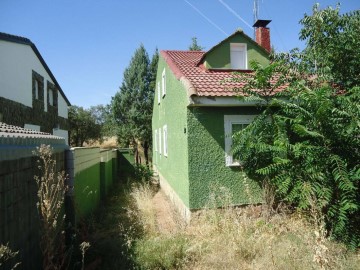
226,163,241,167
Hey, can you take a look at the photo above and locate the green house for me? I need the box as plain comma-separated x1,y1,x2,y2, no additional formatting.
152,21,275,221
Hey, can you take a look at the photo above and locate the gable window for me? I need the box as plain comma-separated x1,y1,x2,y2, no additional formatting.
161,68,166,97
32,70,44,107
47,81,58,107
224,115,255,166
157,81,161,104
158,127,162,155
230,43,247,69
163,125,168,157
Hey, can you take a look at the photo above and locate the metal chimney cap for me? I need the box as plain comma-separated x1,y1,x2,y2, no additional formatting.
253,19,272,28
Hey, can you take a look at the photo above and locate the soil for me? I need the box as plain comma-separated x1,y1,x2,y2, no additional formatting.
151,189,182,234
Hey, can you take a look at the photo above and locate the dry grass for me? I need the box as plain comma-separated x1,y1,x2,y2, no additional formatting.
84,136,118,148
129,182,360,270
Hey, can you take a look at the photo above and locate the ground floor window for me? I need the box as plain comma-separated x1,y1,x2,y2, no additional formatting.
224,115,256,166
163,125,168,157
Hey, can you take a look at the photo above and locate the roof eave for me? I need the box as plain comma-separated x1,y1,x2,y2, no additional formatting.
160,50,199,102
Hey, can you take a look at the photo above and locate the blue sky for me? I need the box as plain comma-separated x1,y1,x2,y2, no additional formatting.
1,0,358,108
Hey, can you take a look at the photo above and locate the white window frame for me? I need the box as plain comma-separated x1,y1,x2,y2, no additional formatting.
158,127,162,155
154,129,158,152
157,81,161,104
224,115,256,166
161,68,166,97
230,43,247,69
163,125,168,157
34,79,39,99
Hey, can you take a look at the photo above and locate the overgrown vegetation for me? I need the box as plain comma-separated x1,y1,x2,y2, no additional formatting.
0,243,20,269
229,4,360,248
34,145,70,269
128,181,360,269
34,145,90,269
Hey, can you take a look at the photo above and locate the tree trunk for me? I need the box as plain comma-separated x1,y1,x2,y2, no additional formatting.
143,140,149,166
134,143,139,165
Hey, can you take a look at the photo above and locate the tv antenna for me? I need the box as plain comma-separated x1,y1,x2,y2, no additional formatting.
253,0,259,38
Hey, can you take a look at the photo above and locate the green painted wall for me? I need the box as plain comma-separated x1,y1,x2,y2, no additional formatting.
187,106,263,209
74,163,101,220
104,160,113,195
204,33,269,69
118,148,135,178
152,56,190,208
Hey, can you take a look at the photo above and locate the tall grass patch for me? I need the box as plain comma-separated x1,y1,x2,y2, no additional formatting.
130,182,360,270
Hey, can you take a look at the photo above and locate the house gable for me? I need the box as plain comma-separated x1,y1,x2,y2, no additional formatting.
0,32,71,107
199,30,270,70
0,32,70,142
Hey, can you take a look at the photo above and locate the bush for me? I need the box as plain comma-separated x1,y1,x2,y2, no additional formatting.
134,164,154,182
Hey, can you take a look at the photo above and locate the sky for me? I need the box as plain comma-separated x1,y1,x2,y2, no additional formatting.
1,0,359,109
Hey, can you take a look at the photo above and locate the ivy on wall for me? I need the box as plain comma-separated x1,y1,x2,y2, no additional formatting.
0,97,68,133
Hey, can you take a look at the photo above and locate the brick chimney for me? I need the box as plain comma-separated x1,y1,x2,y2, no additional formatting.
253,19,271,53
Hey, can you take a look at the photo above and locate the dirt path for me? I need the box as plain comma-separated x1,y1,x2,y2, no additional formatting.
151,189,181,234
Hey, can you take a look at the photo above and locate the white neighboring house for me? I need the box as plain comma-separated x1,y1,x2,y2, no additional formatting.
0,32,71,144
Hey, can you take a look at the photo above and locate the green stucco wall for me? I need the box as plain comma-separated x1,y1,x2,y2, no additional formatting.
187,106,263,209
74,163,101,220
204,33,269,69
152,56,190,208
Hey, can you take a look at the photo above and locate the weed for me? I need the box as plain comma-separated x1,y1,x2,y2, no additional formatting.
33,144,69,269
134,164,154,182
34,145,90,270
0,243,20,269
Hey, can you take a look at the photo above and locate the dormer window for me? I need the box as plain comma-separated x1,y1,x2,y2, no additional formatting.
230,43,247,69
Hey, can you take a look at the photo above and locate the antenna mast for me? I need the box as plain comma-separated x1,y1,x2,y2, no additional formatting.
253,0,259,38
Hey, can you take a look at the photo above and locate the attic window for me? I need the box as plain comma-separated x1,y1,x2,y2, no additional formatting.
230,43,247,69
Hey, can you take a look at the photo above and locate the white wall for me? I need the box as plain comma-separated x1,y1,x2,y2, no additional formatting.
58,93,68,118
0,40,68,119
53,128,69,144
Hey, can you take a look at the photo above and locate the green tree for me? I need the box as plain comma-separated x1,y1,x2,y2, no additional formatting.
299,4,360,88
68,105,101,147
230,4,360,248
188,37,204,51
89,104,114,137
112,45,158,165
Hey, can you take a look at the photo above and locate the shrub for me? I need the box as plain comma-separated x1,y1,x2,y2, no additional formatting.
134,164,154,182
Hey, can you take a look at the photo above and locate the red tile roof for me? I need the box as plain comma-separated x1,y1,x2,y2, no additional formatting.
161,50,287,97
